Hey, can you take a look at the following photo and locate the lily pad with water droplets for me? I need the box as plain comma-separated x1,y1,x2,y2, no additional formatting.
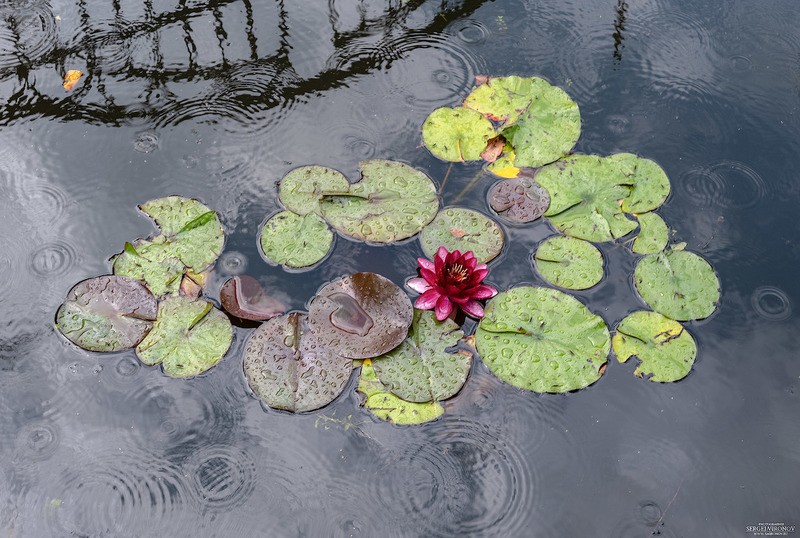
608,153,671,214
372,309,471,402
632,212,669,254
488,176,550,223
358,359,444,425
476,286,610,393
259,211,333,268
56,275,158,352
319,160,439,243
613,311,697,382
308,272,413,359
634,249,720,321
422,107,496,162
534,235,604,290
243,312,353,413
419,207,504,263
136,295,233,378
220,275,285,321
112,242,185,297
278,166,350,216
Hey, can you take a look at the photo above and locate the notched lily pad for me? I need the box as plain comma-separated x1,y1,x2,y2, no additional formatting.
220,275,285,321
112,242,185,297
278,166,350,216
613,311,697,382
319,160,439,243
136,296,233,378
608,153,671,214
422,107,496,162
632,212,669,254
488,176,549,223
634,249,720,321
243,312,353,413
419,207,504,263
534,235,604,290
56,275,158,352
259,211,333,268
308,272,413,359
476,286,610,393
357,359,444,425
372,309,471,402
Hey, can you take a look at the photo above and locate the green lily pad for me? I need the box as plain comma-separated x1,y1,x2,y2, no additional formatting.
632,212,669,254
608,153,671,214
634,249,720,321
319,160,439,243
613,311,697,382
536,154,638,242
534,235,604,290
465,76,581,168
489,176,550,223
278,166,350,216
112,242,185,297
259,211,333,268
372,309,471,402
357,359,444,425
56,275,158,352
308,272,413,359
243,312,353,413
422,107,496,162
419,207,504,263
136,296,233,378
476,286,610,393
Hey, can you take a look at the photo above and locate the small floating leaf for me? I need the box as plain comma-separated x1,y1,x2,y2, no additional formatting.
112,242,185,297
488,176,549,223
63,69,83,91
481,136,506,162
419,207,504,263
243,312,352,413
372,310,471,402
464,75,539,126
534,235,604,290
320,160,439,243
259,211,333,268
56,275,158,352
632,212,669,254
278,166,350,216
422,107,496,162
476,286,610,393
358,359,444,425
308,272,413,359
136,296,233,377
609,153,671,214
634,249,720,321
613,311,697,382
220,275,285,321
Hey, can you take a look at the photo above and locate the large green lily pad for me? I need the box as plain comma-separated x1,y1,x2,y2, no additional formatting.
632,212,669,255
112,242,185,297
308,272,413,359
56,275,158,352
476,286,610,393
465,76,581,168
372,309,471,402
607,153,671,214
422,107,496,162
243,312,353,413
419,207,504,263
136,296,233,378
278,166,350,216
613,311,697,382
634,249,720,321
357,359,444,425
319,160,439,243
534,235,604,290
259,211,333,268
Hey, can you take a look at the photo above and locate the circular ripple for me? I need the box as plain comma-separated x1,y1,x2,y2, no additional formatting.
449,19,490,44
16,180,70,225
0,0,57,70
751,286,792,321
730,55,753,73
28,241,77,277
218,250,248,276
186,446,257,511
15,421,60,462
133,131,160,153
707,160,768,210
677,167,725,208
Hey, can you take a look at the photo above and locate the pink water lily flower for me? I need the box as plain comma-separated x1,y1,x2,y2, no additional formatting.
407,246,498,321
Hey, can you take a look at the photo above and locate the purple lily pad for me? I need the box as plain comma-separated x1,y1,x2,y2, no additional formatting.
308,272,413,359
220,275,285,321
488,175,550,223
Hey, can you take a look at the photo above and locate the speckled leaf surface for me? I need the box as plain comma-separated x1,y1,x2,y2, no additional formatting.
136,296,233,378
278,166,350,216
489,176,550,223
112,242,185,297
243,312,353,413
259,211,333,268
464,75,540,126
357,359,444,425
372,310,470,402
56,275,158,352
534,235,604,290
422,107,496,162
632,212,669,254
319,160,439,243
419,207,504,263
613,311,696,382
608,153,671,214
634,249,720,321
476,286,610,393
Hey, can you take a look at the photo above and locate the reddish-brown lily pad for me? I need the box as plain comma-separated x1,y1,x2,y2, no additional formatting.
220,275,285,321
308,273,413,359
488,175,550,223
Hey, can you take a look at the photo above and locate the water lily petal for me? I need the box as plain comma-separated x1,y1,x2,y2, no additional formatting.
435,246,449,263
435,296,453,321
468,268,489,285
419,268,437,285
416,289,441,310
408,277,433,294
470,284,498,299
418,257,435,272
461,300,485,318
463,255,478,271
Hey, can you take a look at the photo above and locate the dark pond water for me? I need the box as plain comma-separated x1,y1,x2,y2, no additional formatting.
2,0,799,535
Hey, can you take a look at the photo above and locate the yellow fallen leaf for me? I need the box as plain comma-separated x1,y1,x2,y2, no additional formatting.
63,70,83,91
